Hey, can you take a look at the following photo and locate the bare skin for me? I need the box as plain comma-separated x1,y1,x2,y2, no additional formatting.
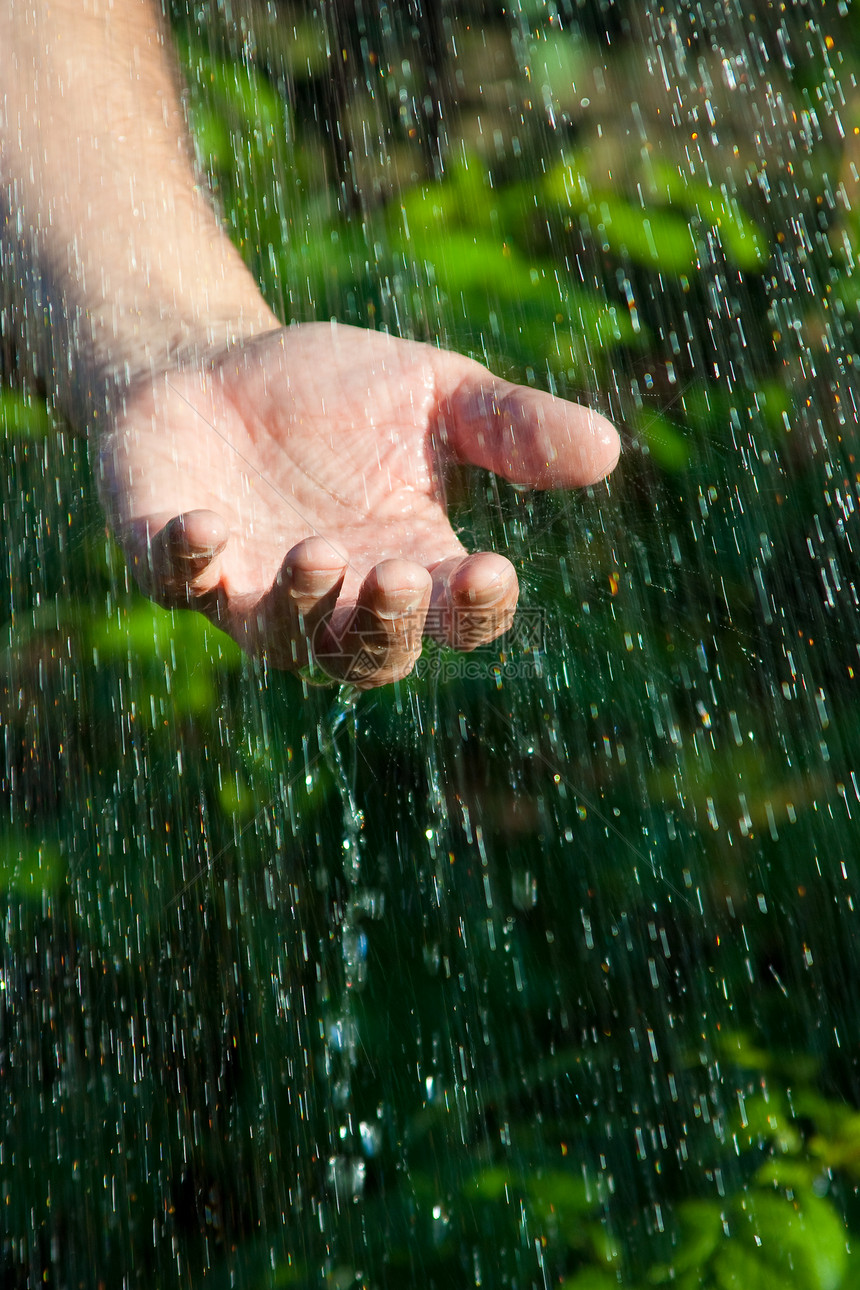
1,0,619,688
108,323,619,684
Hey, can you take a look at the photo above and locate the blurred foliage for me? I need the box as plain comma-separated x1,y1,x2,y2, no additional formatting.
4,0,860,1286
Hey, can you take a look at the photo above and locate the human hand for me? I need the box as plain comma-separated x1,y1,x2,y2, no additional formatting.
100,322,620,688
1,0,618,688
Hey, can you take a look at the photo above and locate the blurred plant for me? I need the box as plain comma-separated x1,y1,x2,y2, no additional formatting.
2,2,860,1286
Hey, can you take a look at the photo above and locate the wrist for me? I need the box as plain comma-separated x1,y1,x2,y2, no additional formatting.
75,231,280,432
0,0,280,434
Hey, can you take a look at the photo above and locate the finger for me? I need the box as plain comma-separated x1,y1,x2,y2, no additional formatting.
139,509,229,608
315,559,432,688
252,536,347,671
281,536,349,631
434,357,620,489
427,552,519,651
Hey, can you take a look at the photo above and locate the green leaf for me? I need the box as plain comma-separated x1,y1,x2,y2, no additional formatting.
592,200,696,271
545,160,767,272
724,1190,848,1290
635,409,690,471
0,387,55,439
713,1241,794,1290
526,31,589,107
652,165,769,269
755,1160,826,1193
88,599,242,719
271,18,329,80
808,1107,860,1175
649,1199,722,1281
279,219,374,299
527,1169,593,1216
465,1167,515,1202
544,164,696,271
219,773,255,821
398,157,500,241
838,1257,860,1290
90,599,238,665
184,46,286,136
755,380,795,435
393,219,635,364
187,104,234,170
0,836,64,896
560,1270,624,1290
400,226,541,299
728,1085,803,1156
525,1169,596,1248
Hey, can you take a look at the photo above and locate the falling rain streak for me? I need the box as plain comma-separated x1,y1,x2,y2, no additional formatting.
2,0,860,1286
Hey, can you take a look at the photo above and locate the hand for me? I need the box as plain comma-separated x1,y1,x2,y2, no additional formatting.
100,322,620,688
2,1,618,689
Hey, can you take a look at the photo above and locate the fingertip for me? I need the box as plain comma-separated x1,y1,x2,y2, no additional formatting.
365,557,433,602
579,407,621,484
162,510,229,563
318,559,431,687
135,510,228,606
445,552,517,608
272,539,347,656
286,534,349,573
511,394,621,489
282,535,349,599
427,552,519,652
375,557,432,591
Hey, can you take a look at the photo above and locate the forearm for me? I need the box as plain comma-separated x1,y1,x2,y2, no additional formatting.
0,0,278,430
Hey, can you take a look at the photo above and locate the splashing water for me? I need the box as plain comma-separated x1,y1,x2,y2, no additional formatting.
3,0,860,1285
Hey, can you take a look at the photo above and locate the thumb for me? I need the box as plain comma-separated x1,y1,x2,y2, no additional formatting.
437,359,620,489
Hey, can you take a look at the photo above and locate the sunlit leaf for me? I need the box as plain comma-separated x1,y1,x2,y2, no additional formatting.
465,1167,514,1201
526,31,589,106
560,1269,626,1290
651,165,769,269
634,409,690,471
724,1190,848,1290
649,1199,723,1281
0,836,64,896
0,387,55,439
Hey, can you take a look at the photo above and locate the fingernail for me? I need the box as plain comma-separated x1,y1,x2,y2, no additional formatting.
375,591,425,620
173,543,222,563
166,516,225,561
288,566,344,596
456,576,514,608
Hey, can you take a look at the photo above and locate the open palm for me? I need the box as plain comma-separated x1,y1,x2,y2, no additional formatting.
100,322,619,687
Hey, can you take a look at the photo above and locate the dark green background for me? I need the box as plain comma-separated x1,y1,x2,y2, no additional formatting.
2,1,860,1284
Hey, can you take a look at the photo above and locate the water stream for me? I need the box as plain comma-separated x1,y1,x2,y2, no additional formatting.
3,0,860,1286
